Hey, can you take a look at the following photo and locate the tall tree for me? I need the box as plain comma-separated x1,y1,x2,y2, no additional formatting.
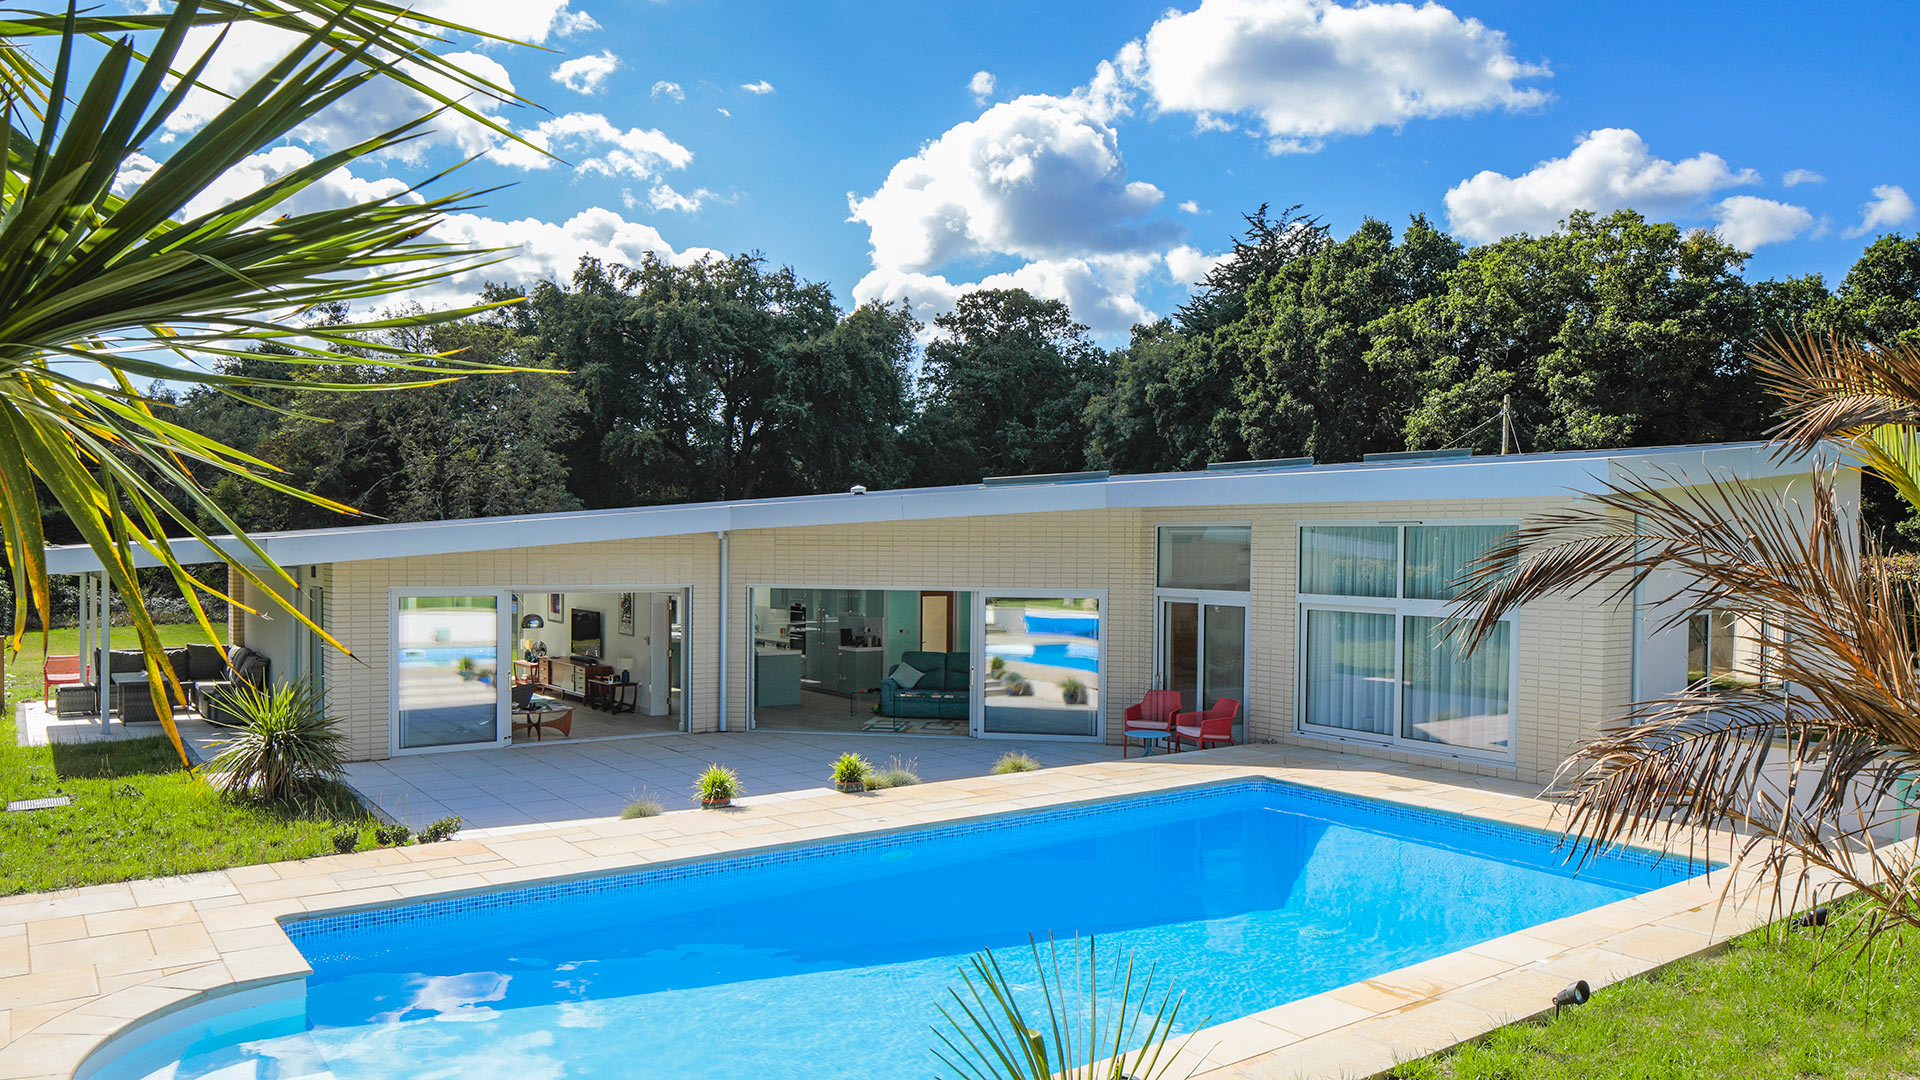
1388,210,1772,453
522,254,912,505
909,289,1110,484
1232,215,1462,463
1819,233,1920,346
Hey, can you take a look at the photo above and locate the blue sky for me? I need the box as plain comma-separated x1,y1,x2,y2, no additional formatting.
144,0,1920,340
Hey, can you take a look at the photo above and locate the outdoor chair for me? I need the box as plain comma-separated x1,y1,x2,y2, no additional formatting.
1173,698,1240,752
1122,689,1182,757
42,655,84,705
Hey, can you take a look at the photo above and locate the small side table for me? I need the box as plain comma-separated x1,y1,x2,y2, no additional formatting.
111,672,172,724
1123,731,1171,758
589,676,638,715
849,688,882,715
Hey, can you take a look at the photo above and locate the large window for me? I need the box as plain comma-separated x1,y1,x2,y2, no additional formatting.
1298,523,1515,758
1158,526,1252,591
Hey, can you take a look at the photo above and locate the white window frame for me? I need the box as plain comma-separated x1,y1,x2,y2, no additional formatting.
388,587,512,757
1294,519,1521,764
974,589,1109,742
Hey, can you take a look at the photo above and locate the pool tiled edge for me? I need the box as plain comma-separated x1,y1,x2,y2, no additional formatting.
0,745,1810,1080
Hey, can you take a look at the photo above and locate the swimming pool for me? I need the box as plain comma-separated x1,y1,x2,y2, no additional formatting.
103,781,1703,1080
987,639,1101,671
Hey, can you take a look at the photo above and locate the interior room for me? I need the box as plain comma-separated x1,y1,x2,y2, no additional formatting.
750,587,974,735
510,589,687,741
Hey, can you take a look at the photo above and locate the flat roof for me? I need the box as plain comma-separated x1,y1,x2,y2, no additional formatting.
44,441,1831,574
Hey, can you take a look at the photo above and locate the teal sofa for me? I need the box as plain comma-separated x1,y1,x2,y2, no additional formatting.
879,651,970,719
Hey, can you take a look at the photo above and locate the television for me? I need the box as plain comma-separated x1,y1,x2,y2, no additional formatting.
570,608,603,658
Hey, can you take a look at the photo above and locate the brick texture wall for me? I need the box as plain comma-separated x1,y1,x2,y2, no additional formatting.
319,496,1632,784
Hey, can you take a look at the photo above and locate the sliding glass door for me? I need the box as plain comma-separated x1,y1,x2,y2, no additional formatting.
1156,596,1249,739
393,592,508,752
979,595,1103,738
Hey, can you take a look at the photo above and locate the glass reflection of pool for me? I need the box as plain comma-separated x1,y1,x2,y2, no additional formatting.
987,639,1100,671
101,781,1705,1080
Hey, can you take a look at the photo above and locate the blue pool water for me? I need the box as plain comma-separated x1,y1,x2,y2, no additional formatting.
1022,613,1100,637
118,782,1701,1080
987,640,1101,672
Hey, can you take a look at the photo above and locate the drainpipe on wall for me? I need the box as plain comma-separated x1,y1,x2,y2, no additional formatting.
716,530,729,732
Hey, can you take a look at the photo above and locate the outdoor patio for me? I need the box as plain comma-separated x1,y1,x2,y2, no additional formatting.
344,732,1127,831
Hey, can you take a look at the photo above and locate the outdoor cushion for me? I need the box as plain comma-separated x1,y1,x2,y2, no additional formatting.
888,661,925,689
166,648,192,684
107,649,146,674
184,642,226,681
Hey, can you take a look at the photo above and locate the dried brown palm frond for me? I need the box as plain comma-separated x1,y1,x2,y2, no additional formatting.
1453,465,1920,953
1759,332,1920,511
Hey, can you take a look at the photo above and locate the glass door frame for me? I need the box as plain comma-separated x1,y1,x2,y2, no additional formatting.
1153,588,1251,738
388,587,512,757
970,589,1110,742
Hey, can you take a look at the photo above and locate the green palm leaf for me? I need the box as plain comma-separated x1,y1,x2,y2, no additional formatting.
0,3,551,764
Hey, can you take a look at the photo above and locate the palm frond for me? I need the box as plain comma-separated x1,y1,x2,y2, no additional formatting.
1453,465,1920,952
0,3,546,764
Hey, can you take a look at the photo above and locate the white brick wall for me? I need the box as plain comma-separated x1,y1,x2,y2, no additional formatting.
320,496,1633,784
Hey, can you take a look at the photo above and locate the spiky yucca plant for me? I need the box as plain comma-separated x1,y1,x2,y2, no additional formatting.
934,935,1195,1080
206,680,346,803
1453,464,1920,951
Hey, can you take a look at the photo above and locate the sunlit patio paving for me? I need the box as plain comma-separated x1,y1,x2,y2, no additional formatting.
343,731,1126,831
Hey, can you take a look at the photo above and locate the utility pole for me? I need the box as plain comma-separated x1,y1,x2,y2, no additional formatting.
1500,394,1512,456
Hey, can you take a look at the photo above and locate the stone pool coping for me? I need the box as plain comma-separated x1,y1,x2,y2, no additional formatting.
0,743,1815,1080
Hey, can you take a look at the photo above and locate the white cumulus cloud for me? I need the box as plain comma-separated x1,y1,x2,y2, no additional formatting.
1782,168,1826,188
1847,184,1917,237
969,70,997,104
1713,195,1814,250
552,50,619,94
853,253,1162,336
492,113,693,180
1443,128,1760,242
1178,200,1202,214
847,93,1175,273
647,182,716,213
1165,244,1228,287
740,80,775,95
1126,0,1550,154
651,80,685,102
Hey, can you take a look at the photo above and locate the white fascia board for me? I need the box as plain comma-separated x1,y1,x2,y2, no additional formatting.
41,442,1830,576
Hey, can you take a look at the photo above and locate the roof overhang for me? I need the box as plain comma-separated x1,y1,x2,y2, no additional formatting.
42,441,1839,575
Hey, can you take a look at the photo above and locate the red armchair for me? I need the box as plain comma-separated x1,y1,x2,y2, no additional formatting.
42,655,84,706
1122,689,1183,756
1173,698,1240,751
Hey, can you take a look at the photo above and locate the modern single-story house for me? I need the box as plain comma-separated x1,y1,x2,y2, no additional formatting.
43,441,1851,785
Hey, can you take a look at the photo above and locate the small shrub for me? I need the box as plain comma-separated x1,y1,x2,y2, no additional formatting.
374,822,412,847
621,798,665,819
695,763,742,805
1003,670,1033,696
419,815,463,843
988,656,1006,677
205,681,346,804
867,756,922,790
830,752,872,786
1059,677,1087,705
331,829,360,854
991,751,1040,774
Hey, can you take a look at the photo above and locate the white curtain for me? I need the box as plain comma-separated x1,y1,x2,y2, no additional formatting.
1299,526,1398,597
1303,609,1394,734
1401,616,1511,751
1404,525,1509,601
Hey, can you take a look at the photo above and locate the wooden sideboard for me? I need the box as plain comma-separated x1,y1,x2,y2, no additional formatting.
539,656,613,701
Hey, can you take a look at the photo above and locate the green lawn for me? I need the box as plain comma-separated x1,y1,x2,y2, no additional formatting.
1393,923,1920,1080
2,623,379,896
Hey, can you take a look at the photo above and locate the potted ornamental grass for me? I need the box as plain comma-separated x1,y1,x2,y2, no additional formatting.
830,752,872,793
695,763,742,809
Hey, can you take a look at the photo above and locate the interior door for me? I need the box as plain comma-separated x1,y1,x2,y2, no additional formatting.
920,592,953,652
